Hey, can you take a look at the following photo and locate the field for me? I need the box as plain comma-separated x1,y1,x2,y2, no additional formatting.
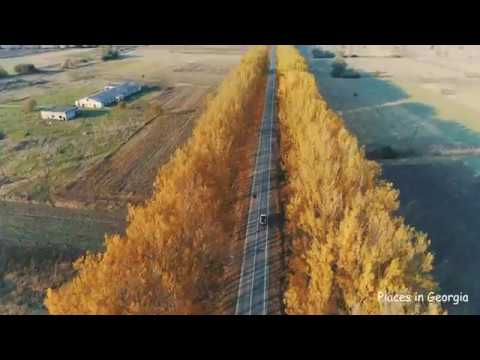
0,45,246,206
0,201,126,314
305,45,480,314
0,45,246,314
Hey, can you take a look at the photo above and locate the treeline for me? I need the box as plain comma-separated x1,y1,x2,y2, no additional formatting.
45,46,269,315
276,45,442,315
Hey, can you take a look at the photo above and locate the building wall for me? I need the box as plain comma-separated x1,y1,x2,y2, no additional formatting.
76,98,104,109
41,109,77,121
41,111,67,121
65,109,77,120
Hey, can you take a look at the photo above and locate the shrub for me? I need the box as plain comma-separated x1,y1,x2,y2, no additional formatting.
14,64,39,75
330,59,361,78
0,129,5,140
101,46,120,61
61,59,73,69
63,57,92,70
22,99,37,113
312,48,335,59
0,66,8,78
78,57,92,63
331,59,347,77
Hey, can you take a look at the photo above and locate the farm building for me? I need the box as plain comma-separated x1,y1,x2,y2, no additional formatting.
40,106,78,121
75,82,142,109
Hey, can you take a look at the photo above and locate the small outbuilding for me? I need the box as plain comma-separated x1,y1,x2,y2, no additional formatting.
40,106,78,121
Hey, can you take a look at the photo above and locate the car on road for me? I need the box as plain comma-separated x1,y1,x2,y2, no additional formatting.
259,214,267,225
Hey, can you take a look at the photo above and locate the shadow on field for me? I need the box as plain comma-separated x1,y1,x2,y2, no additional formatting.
125,85,162,103
303,46,480,314
79,109,110,119
382,160,480,315
356,102,480,157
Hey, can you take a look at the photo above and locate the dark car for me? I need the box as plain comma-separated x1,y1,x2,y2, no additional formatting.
259,214,267,225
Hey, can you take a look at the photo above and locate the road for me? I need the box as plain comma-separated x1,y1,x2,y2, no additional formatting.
235,47,277,315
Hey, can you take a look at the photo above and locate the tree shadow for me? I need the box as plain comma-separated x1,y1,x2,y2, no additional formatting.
382,160,480,315
124,85,162,103
78,110,110,119
350,102,480,158
117,53,143,60
38,69,64,75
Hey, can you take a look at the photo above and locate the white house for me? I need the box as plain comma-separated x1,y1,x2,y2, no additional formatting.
75,82,142,109
40,106,78,121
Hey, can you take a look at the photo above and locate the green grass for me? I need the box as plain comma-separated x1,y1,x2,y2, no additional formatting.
0,84,149,200
35,84,99,108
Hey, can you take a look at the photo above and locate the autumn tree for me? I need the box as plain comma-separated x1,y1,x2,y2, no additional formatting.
276,45,442,315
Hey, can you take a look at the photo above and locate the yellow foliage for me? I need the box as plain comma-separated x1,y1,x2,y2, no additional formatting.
277,45,443,315
45,46,269,315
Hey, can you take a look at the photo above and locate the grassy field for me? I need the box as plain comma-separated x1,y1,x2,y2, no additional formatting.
304,45,480,315
0,88,152,202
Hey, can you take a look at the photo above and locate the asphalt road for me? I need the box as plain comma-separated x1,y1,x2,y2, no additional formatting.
235,47,277,315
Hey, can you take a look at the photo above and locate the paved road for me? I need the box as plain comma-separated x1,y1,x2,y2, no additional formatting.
235,47,277,315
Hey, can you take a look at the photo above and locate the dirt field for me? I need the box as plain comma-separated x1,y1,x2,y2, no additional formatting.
305,45,480,314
